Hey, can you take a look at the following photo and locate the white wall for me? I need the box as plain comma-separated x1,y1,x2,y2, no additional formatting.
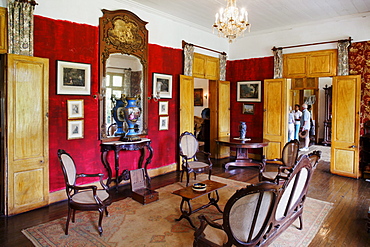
229,12,370,60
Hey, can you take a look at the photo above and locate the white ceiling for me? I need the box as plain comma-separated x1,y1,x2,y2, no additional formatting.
125,0,370,34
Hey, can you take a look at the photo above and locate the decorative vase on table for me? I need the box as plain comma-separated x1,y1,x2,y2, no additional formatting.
239,121,247,139
111,95,127,137
122,95,142,141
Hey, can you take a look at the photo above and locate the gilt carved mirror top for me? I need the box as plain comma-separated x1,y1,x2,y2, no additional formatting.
99,9,148,139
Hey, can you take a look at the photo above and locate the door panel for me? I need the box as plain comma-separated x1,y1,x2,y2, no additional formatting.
7,54,49,215
179,75,194,134
331,75,360,178
263,79,289,159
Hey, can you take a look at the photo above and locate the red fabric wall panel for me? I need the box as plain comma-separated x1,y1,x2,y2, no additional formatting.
33,16,183,192
226,57,274,142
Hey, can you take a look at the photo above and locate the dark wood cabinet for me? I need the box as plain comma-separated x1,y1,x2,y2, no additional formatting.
322,85,332,145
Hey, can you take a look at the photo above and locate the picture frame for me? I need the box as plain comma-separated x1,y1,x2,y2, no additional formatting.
237,81,261,102
67,99,84,119
67,120,84,140
194,88,204,106
153,73,172,99
57,60,91,95
159,101,168,115
242,103,254,114
159,116,169,130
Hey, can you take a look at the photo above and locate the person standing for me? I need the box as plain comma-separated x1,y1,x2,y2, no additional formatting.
288,106,295,142
300,104,311,151
293,104,302,140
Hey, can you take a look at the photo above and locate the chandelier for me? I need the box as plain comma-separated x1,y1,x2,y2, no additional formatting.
213,0,250,43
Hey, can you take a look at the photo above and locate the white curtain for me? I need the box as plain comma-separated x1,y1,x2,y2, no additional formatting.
8,0,36,56
337,40,351,76
219,53,227,81
183,44,194,76
273,47,283,79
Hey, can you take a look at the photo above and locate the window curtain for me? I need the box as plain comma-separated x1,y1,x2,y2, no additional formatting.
273,47,283,79
337,39,351,76
183,44,194,76
219,53,227,81
7,0,36,56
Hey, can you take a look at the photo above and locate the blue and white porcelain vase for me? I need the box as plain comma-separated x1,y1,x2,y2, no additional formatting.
111,95,126,136
122,95,141,141
239,121,247,139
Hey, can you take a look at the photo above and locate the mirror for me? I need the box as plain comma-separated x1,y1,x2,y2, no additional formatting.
99,9,148,139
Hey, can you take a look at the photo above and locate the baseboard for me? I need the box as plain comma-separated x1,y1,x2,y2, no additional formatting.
49,163,178,204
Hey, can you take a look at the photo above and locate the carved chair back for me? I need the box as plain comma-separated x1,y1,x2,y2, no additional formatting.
281,139,300,168
179,131,199,161
58,149,77,187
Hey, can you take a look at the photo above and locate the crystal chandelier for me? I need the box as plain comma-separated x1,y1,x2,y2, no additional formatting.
213,0,250,43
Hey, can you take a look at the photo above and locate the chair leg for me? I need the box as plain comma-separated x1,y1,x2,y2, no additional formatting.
105,207,109,217
72,209,76,223
98,208,104,236
208,169,211,180
186,171,190,187
65,207,72,235
180,170,184,182
298,215,303,230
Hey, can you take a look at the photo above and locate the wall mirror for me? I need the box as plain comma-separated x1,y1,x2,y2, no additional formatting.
99,9,148,139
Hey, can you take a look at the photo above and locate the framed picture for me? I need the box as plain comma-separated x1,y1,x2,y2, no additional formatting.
159,116,169,130
243,104,254,114
153,73,172,99
67,99,84,119
159,101,168,115
194,88,203,106
237,81,261,102
57,60,91,95
67,120,84,140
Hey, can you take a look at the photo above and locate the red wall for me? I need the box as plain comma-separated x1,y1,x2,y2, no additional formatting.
226,57,274,140
34,16,182,192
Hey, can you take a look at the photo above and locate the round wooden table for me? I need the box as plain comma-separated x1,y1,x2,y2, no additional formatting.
216,137,269,169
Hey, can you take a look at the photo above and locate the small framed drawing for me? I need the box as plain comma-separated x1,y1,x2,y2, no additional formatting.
67,99,84,119
57,60,91,95
194,88,203,106
237,81,261,102
159,101,168,115
243,104,254,114
153,73,172,99
67,120,84,140
159,116,169,130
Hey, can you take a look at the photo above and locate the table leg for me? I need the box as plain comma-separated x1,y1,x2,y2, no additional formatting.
225,148,261,169
101,151,112,187
208,191,223,213
175,198,196,228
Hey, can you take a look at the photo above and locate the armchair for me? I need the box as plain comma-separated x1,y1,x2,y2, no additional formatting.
259,139,300,183
179,131,212,187
57,149,112,236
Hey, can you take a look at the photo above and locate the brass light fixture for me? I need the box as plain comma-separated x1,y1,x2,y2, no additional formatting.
213,0,250,43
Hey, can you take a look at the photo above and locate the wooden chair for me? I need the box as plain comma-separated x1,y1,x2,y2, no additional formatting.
259,139,300,183
179,131,212,187
57,149,112,236
194,182,280,246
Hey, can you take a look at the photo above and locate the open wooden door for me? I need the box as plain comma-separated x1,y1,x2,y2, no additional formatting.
263,78,289,159
179,75,194,135
6,54,49,215
209,80,230,158
331,75,361,178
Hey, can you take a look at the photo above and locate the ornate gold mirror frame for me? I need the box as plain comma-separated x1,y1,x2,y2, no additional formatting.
99,9,148,139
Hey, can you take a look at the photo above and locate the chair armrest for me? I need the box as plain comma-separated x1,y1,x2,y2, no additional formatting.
77,173,104,178
68,184,98,192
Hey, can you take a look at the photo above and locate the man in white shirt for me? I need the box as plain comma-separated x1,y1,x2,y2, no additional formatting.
288,106,295,141
300,104,311,151
293,104,302,140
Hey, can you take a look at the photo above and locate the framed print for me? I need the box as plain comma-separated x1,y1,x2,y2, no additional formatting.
159,116,169,130
237,81,261,102
57,60,91,95
153,73,172,99
67,99,84,119
67,120,84,140
243,103,254,114
159,101,168,115
194,88,203,106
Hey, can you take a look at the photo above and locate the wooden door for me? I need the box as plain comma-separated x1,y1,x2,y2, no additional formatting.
331,75,361,178
263,79,289,159
6,54,49,215
0,8,7,54
179,75,194,134
209,80,230,158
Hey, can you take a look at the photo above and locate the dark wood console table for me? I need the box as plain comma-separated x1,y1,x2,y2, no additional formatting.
216,137,269,169
100,138,153,189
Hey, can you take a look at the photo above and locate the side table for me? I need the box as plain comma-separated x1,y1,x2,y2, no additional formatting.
100,138,153,189
172,180,227,228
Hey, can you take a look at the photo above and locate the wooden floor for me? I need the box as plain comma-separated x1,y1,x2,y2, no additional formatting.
1,155,369,246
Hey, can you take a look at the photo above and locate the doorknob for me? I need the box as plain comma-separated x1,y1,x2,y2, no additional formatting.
349,145,356,148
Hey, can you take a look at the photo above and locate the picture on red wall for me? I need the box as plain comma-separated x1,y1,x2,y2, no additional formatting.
237,81,261,102
57,60,91,95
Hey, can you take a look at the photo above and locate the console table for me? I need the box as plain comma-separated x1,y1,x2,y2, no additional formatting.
100,138,153,189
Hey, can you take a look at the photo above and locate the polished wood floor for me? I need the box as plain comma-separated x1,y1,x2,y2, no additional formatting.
1,155,369,246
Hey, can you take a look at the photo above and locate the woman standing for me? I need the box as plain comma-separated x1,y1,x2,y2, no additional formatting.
293,104,302,140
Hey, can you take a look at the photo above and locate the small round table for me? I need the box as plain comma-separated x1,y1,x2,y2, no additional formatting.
216,137,269,169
